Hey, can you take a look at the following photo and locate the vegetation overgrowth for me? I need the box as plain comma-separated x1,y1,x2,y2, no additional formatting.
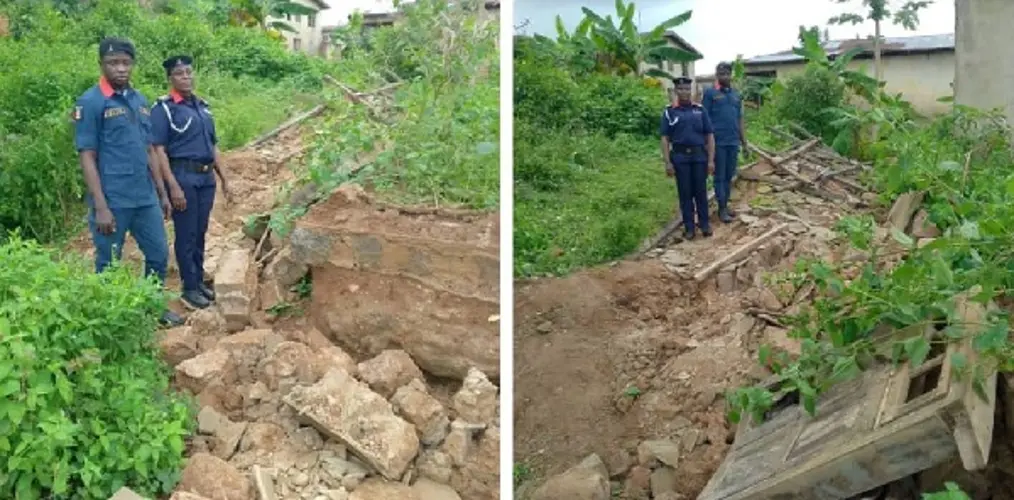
0,235,191,498
266,0,500,237
514,2,701,277
0,0,329,243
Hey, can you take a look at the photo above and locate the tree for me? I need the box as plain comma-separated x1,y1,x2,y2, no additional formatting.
579,0,698,79
227,0,316,32
828,0,933,84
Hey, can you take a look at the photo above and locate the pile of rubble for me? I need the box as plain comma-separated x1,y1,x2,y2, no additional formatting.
155,307,498,500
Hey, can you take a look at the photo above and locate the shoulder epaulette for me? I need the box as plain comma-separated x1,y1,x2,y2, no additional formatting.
156,94,170,102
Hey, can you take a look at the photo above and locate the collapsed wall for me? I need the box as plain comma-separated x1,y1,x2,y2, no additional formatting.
263,184,500,381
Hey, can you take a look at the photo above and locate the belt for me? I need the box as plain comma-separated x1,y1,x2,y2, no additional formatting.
672,145,704,155
170,159,214,173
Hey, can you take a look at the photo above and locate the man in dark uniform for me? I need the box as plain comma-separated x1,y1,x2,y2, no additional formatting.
73,37,183,327
660,76,716,240
150,55,232,310
701,61,747,223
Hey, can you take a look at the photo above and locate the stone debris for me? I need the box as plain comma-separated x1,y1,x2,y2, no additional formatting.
284,368,421,480
146,133,498,499
357,349,426,399
529,454,611,500
176,453,254,500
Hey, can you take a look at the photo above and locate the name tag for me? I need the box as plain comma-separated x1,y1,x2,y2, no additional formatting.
103,107,126,119
139,107,150,116
714,94,725,100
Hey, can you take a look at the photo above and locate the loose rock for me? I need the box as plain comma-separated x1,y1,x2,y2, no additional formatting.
392,379,450,446
529,454,610,500
452,367,498,424
176,453,254,500
357,350,425,399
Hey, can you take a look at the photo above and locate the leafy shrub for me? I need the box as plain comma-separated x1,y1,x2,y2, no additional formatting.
269,0,499,237
0,0,325,242
774,65,847,142
0,236,192,498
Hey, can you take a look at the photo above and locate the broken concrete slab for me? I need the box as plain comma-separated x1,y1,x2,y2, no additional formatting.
357,349,425,399
284,369,420,480
392,379,450,446
214,248,251,298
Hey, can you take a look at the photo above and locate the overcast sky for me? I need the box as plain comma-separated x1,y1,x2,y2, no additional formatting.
514,0,955,71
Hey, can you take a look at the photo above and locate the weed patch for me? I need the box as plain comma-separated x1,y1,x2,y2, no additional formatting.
0,235,192,498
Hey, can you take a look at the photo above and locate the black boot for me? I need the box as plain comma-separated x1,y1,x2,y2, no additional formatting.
683,228,696,240
160,310,185,327
199,282,216,302
181,289,211,310
700,225,714,237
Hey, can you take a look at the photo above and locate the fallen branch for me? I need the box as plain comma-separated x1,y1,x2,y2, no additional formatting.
745,308,787,327
323,75,393,125
694,223,788,282
244,104,326,149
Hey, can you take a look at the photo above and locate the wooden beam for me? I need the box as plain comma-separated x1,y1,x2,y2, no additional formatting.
693,223,788,282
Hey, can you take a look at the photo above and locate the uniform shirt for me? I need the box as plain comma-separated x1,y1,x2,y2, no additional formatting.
659,102,714,162
701,85,743,146
150,89,217,164
73,77,158,209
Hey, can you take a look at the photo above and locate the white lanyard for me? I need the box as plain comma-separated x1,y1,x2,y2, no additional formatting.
159,100,193,134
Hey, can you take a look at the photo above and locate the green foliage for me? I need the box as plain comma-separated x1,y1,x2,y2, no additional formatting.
577,1,697,78
267,0,499,237
514,127,675,277
829,0,933,30
727,103,1014,426
514,20,675,277
775,65,848,143
0,0,325,243
923,482,972,500
0,235,192,498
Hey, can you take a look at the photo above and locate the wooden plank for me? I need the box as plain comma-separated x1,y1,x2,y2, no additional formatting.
693,223,788,282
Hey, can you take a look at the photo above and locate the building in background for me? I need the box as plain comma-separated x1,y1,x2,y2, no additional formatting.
740,33,955,115
269,0,329,55
639,31,703,90
357,0,500,29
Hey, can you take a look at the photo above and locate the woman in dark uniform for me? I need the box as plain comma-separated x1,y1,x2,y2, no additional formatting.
150,55,233,310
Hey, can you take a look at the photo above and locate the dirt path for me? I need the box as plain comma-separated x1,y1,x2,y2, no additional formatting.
514,156,864,498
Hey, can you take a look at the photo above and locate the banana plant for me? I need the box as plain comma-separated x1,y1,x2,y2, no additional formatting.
793,26,880,102
578,0,698,78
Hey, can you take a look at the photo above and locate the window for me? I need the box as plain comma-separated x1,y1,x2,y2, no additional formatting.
308,13,316,27
293,38,302,51
294,14,302,24
285,13,291,21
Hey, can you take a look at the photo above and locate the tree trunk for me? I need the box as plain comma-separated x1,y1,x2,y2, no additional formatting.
873,19,883,83
870,19,883,143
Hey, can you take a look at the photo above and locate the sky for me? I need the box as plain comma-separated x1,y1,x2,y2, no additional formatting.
514,0,955,72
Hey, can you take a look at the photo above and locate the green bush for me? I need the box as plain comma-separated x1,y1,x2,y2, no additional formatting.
514,38,670,276
270,0,499,236
773,65,847,142
0,0,325,243
0,236,192,498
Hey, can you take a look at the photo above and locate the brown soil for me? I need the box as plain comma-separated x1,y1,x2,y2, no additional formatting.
513,170,863,497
